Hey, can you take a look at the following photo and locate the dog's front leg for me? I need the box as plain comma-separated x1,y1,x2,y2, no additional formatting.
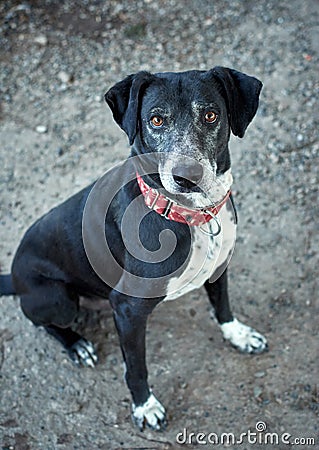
205,270,268,354
109,293,166,431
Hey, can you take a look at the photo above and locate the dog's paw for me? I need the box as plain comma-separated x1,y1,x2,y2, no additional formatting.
220,318,268,354
69,338,98,368
132,392,167,431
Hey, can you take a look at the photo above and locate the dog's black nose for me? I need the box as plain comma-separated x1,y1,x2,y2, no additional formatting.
172,163,203,189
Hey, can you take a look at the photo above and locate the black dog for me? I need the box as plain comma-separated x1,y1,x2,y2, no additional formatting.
0,67,268,431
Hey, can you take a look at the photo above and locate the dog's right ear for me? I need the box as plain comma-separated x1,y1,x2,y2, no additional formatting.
210,67,262,138
105,72,154,145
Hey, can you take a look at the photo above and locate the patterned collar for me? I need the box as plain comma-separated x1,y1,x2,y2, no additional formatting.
136,172,230,226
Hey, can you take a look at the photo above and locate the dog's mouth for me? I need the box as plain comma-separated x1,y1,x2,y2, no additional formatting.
132,153,232,209
158,161,233,209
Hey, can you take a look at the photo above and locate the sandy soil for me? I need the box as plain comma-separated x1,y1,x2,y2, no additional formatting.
0,1,318,449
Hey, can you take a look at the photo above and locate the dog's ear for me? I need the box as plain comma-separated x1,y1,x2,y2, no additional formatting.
210,67,262,138
105,71,154,145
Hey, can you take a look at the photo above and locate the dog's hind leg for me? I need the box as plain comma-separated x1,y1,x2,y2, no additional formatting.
45,325,98,367
19,280,98,367
205,270,268,354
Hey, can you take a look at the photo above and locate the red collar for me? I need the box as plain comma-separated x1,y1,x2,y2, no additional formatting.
136,172,230,226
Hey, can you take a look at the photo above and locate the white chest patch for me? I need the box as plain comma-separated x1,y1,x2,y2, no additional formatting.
164,203,236,300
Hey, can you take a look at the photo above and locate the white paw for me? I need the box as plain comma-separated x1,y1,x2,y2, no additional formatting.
220,318,268,354
69,338,98,368
132,392,167,431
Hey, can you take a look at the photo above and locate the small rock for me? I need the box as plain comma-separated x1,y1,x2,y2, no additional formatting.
57,71,74,84
35,125,47,134
254,386,263,398
254,371,266,378
204,18,213,27
269,153,279,164
34,35,48,46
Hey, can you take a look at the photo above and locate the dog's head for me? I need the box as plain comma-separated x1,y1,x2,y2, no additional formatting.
105,68,262,207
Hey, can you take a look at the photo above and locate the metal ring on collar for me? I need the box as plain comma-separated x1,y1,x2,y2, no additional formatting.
199,211,222,236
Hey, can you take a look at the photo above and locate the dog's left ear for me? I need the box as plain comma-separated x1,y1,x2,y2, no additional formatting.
105,71,154,145
210,67,262,138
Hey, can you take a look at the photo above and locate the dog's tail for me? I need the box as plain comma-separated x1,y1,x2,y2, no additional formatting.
0,274,16,296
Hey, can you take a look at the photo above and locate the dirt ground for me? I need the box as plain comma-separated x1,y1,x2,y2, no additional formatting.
0,1,318,449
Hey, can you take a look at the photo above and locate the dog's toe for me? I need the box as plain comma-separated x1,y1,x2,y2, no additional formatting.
69,338,98,367
132,392,167,431
247,331,268,354
220,318,268,354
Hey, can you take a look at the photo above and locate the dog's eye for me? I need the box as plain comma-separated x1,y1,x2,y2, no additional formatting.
150,116,164,127
204,111,218,123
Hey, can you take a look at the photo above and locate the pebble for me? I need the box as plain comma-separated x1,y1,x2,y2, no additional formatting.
269,153,279,164
57,71,74,84
34,35,48,46
254,371,266,378
254,386,263,398
35,125,48,134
